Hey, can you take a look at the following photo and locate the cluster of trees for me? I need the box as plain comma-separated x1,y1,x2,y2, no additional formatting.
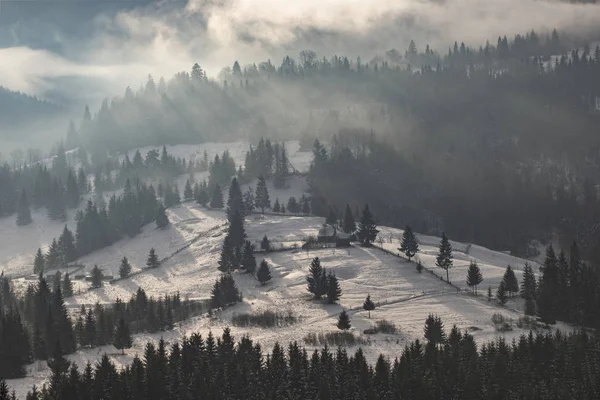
241,137,291,188
306,257,342,304
10,317,600,399
273,195,310,215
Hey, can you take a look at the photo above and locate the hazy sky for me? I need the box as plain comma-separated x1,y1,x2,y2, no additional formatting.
1,0,600,104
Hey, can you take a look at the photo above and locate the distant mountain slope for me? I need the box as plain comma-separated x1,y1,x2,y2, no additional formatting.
0,86,63,130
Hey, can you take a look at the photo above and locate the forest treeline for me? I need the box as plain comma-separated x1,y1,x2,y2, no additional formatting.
2,321,600,400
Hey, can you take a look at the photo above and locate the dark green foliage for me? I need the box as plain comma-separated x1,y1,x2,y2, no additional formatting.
218,236,235,273
306,257,326,300
502,265,519,297
342,204,356,233
58,225,77,263
195,180,210,207
62,273,73,298
210,183,224,209
183,179,193,201
537,245,559,324
261,235,271,252
226,210,247,256
210,274,242,310
241,241,257,274
33,248,45,274
301,196,311,214
466,261,483,295
273,198,280,212
435,233,453,283
357,204,378,246
243,188,255,215
255,175,271,213
287,197,300,214
363,294,375,318
257,260,272,285
145,248,160,270
16,189,32,226
155,204,169,228
487,286,492,301
337,310,351,330
496,280,508,305
399,225,419,261
113,317,132,355
91,265,103,288
326,273,342,304
119,256,132,278
424,313,446,347
226,177,244,220
325,206,338,226
521,263,537,314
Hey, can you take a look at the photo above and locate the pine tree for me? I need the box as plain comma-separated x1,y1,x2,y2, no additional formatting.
337,310,351,331
424,314,446,347
243,188,255,215
325,207,338,226
146,248,159,269
487,286,492,301
357,205,379,246
210,183,224,209
261,235,271,252
47,340,70,376
502,265,519,297
302,197,310,214
84,309,96,347
155,204,169,228
227,177,244,220
435,233,453,283
287,197,300,214
119,256,132,278
466,261,483,295
255,175,271,213
342,204,356,234
307,257,326,300
537,245,559,325
62,273,73,297
183,179,193,202
195,181,210,207
227,210,247,255
273,198,281,213
257,260,272,285
326,273,342,304
34,248,45,274
218,236,235,273
16,189,32,226
91,265,103,288
58,225,77,263
113,317,132,355
363,294,375,318
399,225,419,261
496,280,508,305
241,241,257,274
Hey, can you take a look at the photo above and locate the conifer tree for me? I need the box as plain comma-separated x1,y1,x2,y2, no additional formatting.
337,310,351,331
325,207,338,226
496,280,508,305
84,309,96,347
537,245,559,324
119,256,132,278
62,273,73,297
227,177,244,220
146,248,159,269
326,273,342,304
502,265,519,297
363,294,375,318
466,261,483,295
399,225,419,261
416,261,424,273
273,198,281,213
218,236,235,273
155,204,169,228
487,286,492,302
113,317,132,355
424,314,446,347
243,188,255,215
241,241,257,274
210,183,224,209
261,235,271,252
257,260,272,285
357,204,379,246
302,197,310,214
34,248,45,274
287,197,300,214
65,169,80,209
195,181,210,207
16,189,32,226
47,340,70,376
58,225,77,263
342,204,356,234
435,233,453,283
91,265,103,288
255,175,271,213
307,257,326,300
183,179,194,202
227,210,247,257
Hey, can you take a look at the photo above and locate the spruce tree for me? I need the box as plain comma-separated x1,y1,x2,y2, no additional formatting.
273,198,281,213
466,261,483,295
91,265,103,288
34,248,45,274
183,179,194,202
196,181,210,207
326,273,342,304
363,294,375,318
307,257,326,300
399,225,419,261
496,280,508,305
243,188,255,215
502,265,519,297
113,317,132,355
119,256,132,278
16,189,32,226
58,225,77,263
241,241,257,274
227,210,247,256
337,310,351,331
537,245,559,325
62,273,73,297
521,262,537,316
146,248,159,269
261,235,271,252
257,260,272,285
155,204,169,228
227,177,244,220
424,314,446,347
210,183,224,209
342,204,356,234
218,236,235,273
357,204,379,246
255,175,271,213
325,207,338,226
287,197,299,214
487,286,492,301
435,233,453,283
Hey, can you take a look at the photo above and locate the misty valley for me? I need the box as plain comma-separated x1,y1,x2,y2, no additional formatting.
2,0,600,399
